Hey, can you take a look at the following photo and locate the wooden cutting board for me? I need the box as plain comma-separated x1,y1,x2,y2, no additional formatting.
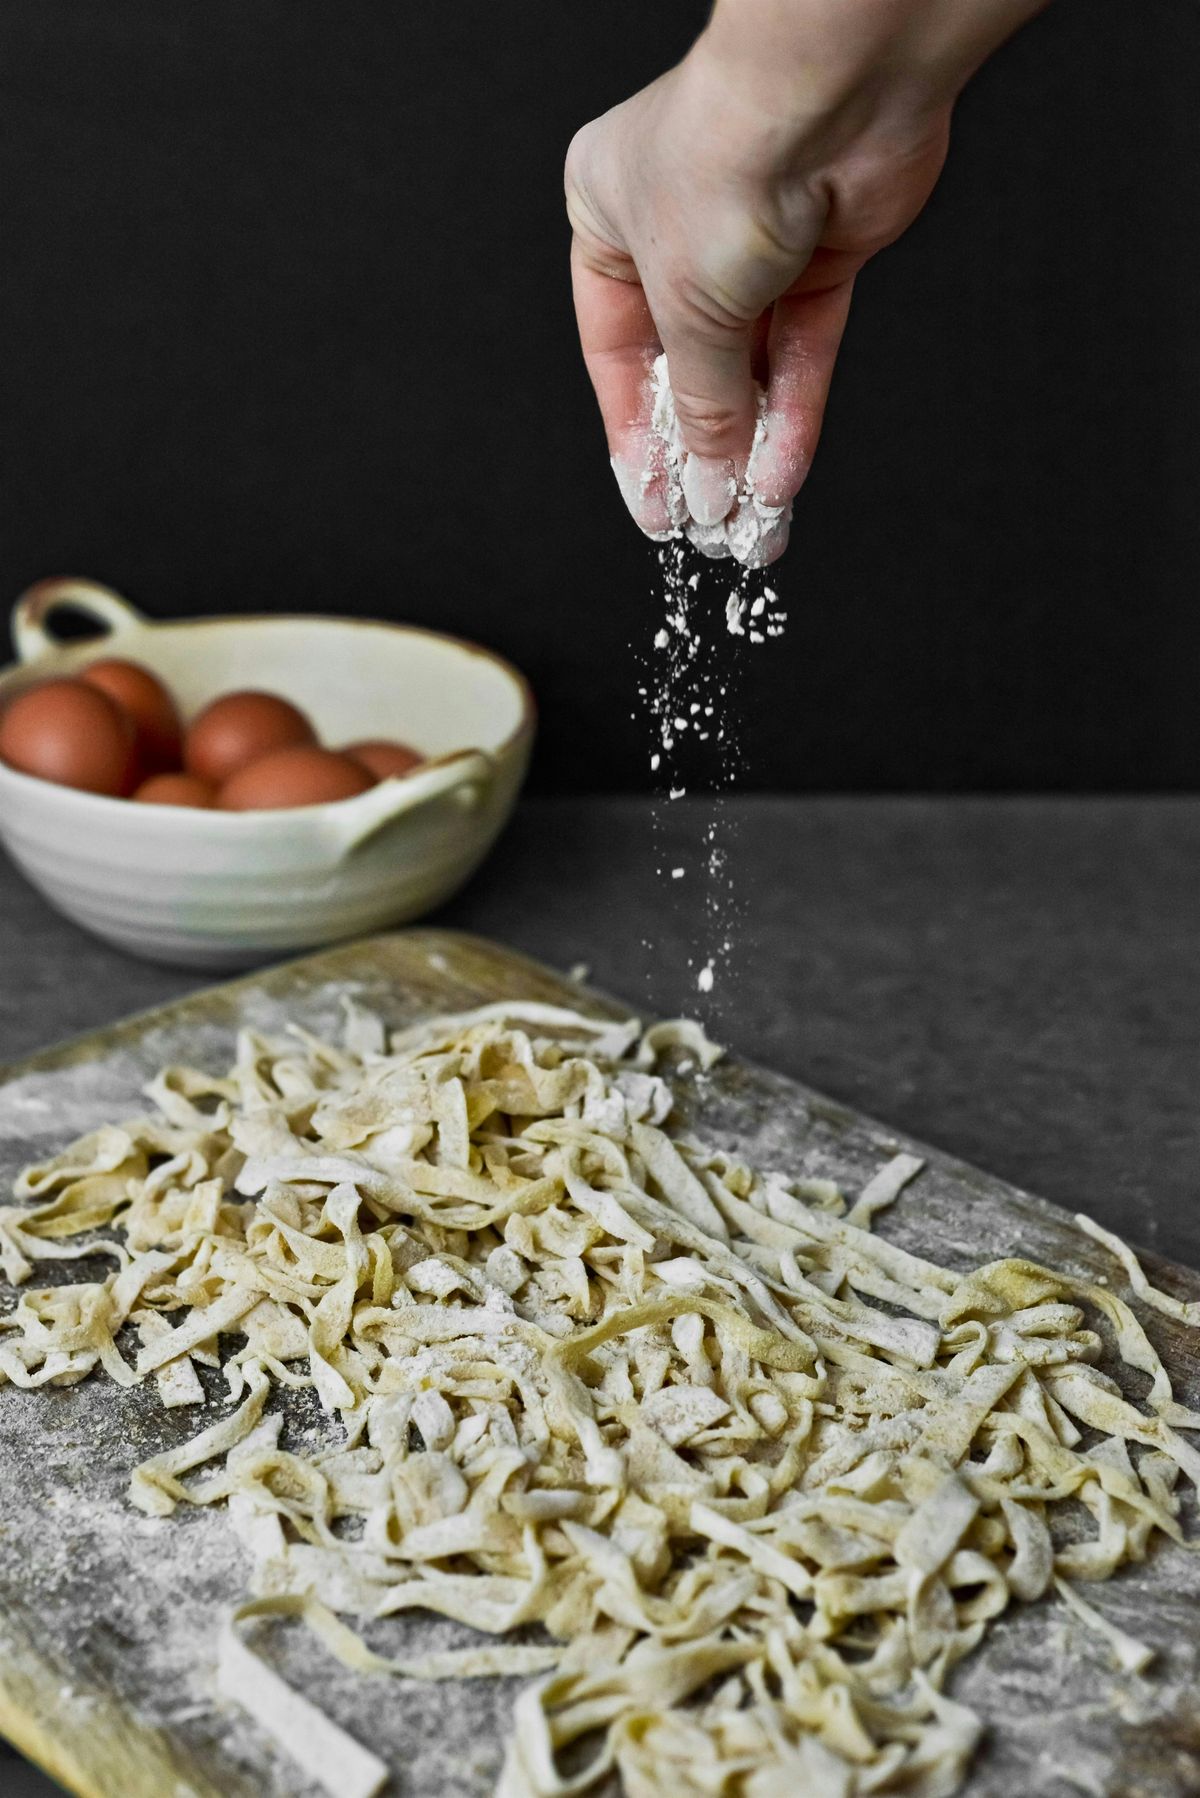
1,928,1198,1798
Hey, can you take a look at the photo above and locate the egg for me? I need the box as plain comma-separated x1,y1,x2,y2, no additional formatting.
81,658,182,773
216,745,376,811
184,691,316,785
133,772,215,808
344,738,425,780
0,678,138,795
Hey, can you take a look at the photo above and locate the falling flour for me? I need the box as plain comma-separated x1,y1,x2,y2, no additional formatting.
637,539,789,1005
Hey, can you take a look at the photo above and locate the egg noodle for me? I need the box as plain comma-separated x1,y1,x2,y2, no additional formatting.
2,1000,1198,1798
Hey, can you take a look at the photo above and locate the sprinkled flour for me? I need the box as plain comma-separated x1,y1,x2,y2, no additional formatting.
636,538,788,1004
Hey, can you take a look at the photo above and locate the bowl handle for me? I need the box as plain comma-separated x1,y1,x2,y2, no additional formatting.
325,749,496,859
12,577,146,663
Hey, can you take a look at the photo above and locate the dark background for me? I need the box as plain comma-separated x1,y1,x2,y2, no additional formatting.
1,0,1197,794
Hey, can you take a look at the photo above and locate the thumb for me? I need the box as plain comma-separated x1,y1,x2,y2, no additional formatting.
654,312,758,526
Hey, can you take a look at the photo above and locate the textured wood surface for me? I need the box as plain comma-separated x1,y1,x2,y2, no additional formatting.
1,927,1198,1798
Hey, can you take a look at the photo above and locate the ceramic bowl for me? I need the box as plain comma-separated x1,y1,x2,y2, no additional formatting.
0,578,535,968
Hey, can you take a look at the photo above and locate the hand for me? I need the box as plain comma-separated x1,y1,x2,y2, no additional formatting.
566,0,1045,563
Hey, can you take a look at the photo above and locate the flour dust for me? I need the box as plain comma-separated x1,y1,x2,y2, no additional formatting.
635,541,788,1021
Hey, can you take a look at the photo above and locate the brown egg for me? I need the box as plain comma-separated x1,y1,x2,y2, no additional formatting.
184,691,316,785
81,658,182,773
344,738,425,780
217,745,376,811
133,772,215,808
0,678,138,795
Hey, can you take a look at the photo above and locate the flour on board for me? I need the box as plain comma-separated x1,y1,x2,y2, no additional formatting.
3,1000,1198,1798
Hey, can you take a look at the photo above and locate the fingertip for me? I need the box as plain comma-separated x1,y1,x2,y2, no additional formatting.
682,455,737,528
744,514,791,568
748,410,812,510
752,281,855,507
610,445,673,539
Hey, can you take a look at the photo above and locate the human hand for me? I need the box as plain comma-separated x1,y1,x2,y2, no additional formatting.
566,0,1046,564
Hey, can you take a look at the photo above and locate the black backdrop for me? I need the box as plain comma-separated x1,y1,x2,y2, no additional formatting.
2,1,1197,793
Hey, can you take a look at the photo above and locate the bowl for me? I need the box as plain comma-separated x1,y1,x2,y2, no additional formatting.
0,578,535,968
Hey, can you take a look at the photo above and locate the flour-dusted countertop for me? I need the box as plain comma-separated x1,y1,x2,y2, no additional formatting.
2,794,1200,1796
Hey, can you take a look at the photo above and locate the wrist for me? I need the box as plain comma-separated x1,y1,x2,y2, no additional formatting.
699,0,879,109
694,0,1046,147
685,4,937,176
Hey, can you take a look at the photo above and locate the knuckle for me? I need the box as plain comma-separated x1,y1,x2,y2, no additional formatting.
669,274,754,337
564,126,633,276
669,391,744,442
563,122,595,196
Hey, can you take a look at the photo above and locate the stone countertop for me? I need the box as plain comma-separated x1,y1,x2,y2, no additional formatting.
3,793,1199,1794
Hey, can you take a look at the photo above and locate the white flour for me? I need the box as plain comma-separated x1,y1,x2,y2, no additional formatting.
645,352,792,568
637,536,788,1005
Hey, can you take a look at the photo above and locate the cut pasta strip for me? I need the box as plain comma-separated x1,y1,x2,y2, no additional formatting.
1053,1576,1155,1675
1075,1212,1200,1327
218,1604,389,1798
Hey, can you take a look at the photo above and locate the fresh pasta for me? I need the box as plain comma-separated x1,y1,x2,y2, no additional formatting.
1,999,1197,1797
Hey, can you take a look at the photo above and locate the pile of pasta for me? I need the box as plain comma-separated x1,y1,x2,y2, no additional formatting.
2,1000,1198,1798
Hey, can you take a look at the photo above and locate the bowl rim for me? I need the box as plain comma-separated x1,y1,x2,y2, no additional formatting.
0,608,537,823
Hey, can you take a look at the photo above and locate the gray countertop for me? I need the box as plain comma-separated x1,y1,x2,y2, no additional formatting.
3,793,1199,1794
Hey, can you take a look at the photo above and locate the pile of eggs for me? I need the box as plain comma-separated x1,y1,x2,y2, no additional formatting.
0,660,424,810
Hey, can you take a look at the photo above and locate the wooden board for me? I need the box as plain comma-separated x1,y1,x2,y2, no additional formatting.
1,927,1198,1798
